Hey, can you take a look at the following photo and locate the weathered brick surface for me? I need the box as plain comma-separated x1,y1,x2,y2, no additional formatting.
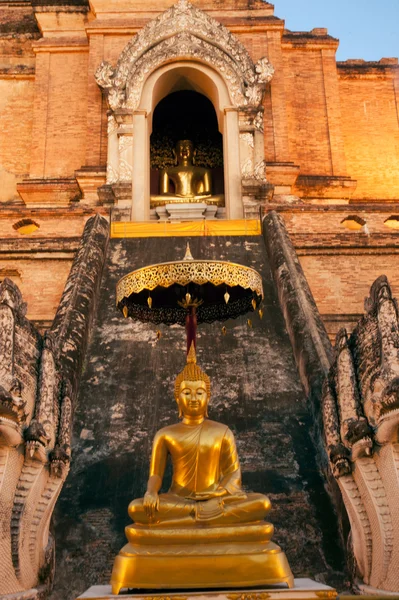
283,48,332,175
268,31,290,162
338,67,399,200
0,79,35,202
300,253,399,318
0,212,98,238
268,205,399,236
29,51,50,178
85,35,104,167
0,257,74,322
1,0,398,202
263,207,399,339
43,52,88,177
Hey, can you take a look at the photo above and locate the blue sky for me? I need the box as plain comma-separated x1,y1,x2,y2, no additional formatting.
271,0,398,61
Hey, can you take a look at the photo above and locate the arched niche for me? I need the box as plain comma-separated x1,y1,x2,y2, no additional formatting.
130,61,241,221
150,91,224,198
96,0,274,221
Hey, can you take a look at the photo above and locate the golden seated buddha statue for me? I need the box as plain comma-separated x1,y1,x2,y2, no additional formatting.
150,139,224,208
111,346,294,594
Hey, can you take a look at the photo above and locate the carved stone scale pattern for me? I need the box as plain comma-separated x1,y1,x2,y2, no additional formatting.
322,275,399,593
0,215,109,599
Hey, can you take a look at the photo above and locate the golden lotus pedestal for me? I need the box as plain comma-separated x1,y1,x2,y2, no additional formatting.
110,523,294,595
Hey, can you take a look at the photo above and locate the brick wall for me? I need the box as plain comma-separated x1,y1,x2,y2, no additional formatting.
0,214,90,239
0,257,73,323
0,78,34,202
283,48,332,174
42,52,89,177
300,253,399,337
339,72,399,200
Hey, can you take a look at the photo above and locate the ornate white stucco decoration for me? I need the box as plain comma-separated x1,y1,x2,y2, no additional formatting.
240,132,254,149
95,0,274,112
241,157,254,179
254,159,267,182
242,159,268,184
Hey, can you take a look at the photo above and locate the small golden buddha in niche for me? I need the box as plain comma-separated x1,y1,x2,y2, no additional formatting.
150,139,224,208
111,345,293,593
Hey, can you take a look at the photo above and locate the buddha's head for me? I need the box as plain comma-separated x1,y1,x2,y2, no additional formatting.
174,344,210,419
175,139,194,165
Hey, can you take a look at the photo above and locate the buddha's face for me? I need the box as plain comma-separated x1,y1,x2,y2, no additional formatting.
178,379,208,418
176,140,194,164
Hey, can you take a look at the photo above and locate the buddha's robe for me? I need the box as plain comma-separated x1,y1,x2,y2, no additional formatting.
129,419,270,525
150,167,224,207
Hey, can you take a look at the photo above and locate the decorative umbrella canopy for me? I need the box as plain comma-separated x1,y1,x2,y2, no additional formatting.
116,245,264,352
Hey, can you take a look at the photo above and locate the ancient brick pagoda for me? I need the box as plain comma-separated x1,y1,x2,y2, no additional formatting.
0,0,398,599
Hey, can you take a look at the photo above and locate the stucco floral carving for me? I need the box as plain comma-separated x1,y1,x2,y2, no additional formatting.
254,109,265,133
119,159,133,183
107,114,117,136
241,157,254,179
240,133,254,149
95,0,273,112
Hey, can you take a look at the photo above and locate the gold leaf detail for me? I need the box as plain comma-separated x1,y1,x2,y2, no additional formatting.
183,243,194,261
122,306,128,318
116,260,264,305
247,319,252,328
228,594,270,600
224,291,230,304
147,296,153,308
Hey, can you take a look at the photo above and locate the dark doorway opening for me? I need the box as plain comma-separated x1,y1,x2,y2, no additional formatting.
150,90,224,197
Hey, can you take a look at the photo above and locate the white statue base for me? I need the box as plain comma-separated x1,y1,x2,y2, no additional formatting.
76,579,337,600
155,203,218,221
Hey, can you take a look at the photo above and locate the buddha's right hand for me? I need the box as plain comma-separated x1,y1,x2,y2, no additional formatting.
143,491,160,519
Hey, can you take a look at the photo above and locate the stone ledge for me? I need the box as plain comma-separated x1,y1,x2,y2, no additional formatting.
293,175,357,201
75,166,107,206
77,579,337,600
265,163,300,195
17,178,81,207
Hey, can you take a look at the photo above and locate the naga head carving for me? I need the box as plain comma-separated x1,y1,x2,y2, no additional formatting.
345,418,373,460
49,445,70,479
0,278,27,316
365,274,396,315
375,377,399,443
0,380,27,447
24,420,51,463
329,443,351,478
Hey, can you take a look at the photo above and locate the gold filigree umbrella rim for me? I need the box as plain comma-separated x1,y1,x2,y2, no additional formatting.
116,259,264,305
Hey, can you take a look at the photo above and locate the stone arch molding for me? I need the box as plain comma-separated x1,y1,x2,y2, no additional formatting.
95,0,274,115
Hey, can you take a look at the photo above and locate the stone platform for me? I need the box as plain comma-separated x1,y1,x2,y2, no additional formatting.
76,579,337,600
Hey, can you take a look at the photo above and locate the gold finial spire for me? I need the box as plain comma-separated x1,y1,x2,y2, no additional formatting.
187,342,197,364
183,243,194,261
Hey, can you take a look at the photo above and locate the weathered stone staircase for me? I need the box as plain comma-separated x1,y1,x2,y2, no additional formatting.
51,232,346,599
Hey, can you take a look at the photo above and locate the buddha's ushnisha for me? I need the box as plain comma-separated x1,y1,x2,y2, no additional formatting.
129,344,271,525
